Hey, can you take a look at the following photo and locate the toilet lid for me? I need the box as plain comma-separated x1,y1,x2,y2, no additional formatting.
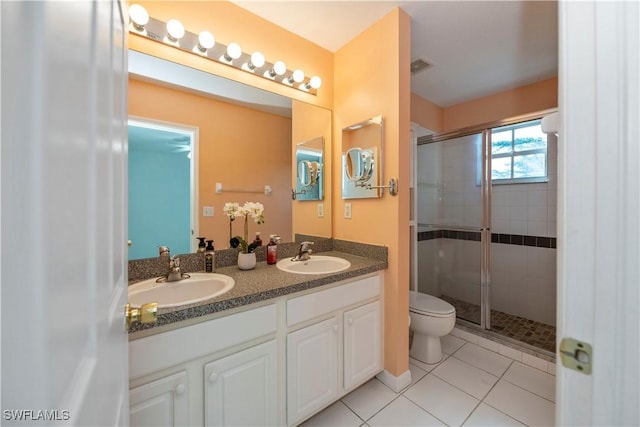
409,291,455,316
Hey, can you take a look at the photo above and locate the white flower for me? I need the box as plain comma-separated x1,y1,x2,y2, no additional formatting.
223,202,243,221
242,201,265,225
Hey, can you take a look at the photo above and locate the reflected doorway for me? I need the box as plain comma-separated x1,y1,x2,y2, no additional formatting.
128,118,199,260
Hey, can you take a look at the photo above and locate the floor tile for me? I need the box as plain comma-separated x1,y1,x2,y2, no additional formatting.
484,380,555,426
499,344,523,362
404,374,479,426
522,352,548,372
300,401,363,427
441,334,466,354
453,328,480,344
341,378,397,421
432,356,499,399
409,355,446,373
454,343,513,376
503,362,556,402
463,403,525,426
368,396,445,426
477,336,501,353
402,361,428,391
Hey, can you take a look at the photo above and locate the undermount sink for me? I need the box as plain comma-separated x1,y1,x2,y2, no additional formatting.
128,273,235,308
276,255,351,275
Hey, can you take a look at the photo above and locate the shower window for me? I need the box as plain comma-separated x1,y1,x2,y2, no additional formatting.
491,119,547,184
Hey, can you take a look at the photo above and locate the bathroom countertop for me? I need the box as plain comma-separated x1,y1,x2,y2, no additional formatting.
128,251,387,337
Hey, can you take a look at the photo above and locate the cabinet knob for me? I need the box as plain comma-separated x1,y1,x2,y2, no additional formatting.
175,383,186,395
208,372,218,383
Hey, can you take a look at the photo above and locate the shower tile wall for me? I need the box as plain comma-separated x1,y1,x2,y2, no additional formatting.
417,135,557,327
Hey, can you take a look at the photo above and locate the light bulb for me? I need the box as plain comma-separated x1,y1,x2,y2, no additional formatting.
265,61,286,78
226,43,242,59
287,69,305,85
197,31,215,51
166,19,185,41
250,51,265,69
129,4,149,30
273,61,286,75
309,76,322,89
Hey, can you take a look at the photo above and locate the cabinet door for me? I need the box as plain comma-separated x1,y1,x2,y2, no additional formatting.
130,370,189,426
344,300,382,391
204,340,278,426
287,317,340,425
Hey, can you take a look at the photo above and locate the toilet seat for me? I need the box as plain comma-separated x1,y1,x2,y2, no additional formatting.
409,291,455,318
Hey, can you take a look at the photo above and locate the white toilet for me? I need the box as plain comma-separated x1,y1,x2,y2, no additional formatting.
409,291,456,364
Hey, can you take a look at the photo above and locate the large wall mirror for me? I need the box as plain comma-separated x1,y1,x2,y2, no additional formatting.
128,51,332,260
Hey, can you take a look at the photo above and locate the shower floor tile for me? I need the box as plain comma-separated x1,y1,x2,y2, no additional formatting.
440,296,556,353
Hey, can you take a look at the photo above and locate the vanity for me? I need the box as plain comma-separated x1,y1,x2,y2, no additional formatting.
128,247,386,426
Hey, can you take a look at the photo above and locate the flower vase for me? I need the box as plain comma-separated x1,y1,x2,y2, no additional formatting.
238,252,256,270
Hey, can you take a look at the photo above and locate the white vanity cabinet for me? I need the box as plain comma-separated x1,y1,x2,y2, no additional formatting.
128,272,384,427
204,339,278,426
286,274,383,426
344,300,383,391
129,304,278,427
287,317,340,424
129,370,189,426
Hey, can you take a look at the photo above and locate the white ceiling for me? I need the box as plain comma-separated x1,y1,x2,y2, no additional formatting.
231,1,558,107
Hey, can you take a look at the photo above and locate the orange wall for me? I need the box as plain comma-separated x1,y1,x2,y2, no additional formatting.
411,77,558,133
129,78,292,247
291,100,333,238
411,93,443,132
129,1,333,110
442,77,558,130
334,8,411,377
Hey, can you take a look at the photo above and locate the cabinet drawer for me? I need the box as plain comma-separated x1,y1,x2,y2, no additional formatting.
130,304,277,379
287,274,381,326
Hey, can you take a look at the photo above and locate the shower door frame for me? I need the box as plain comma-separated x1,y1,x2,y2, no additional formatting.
417,108,558,332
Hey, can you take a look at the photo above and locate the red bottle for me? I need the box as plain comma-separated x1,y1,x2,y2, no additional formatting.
267,235,277,265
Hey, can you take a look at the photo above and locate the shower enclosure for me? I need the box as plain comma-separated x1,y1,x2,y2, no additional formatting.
413,113,557,355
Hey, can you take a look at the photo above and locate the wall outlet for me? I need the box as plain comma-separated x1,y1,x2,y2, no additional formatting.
344,203,352,219
203,206,214,217
317,203,324,218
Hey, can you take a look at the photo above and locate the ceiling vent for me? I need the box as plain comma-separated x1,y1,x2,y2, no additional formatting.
410,58,433,75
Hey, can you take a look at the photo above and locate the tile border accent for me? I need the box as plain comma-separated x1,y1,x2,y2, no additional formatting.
418,229,556,248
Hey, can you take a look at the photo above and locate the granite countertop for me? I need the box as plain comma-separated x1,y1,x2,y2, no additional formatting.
128,250,387,336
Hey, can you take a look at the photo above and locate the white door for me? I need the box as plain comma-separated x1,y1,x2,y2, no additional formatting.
557,1,639,425
344,301,382,391
204,340,278,426
1,1,129,425
287,317,340,425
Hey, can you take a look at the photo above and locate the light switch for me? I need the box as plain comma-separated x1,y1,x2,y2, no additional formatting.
344,203,352,219
203,206,214,217
317,203,324,218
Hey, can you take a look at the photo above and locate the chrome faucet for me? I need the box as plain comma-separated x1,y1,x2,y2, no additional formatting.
292,241,314,262
157,246,188,282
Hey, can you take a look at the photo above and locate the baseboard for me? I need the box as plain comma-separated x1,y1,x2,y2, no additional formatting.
376,368,412,392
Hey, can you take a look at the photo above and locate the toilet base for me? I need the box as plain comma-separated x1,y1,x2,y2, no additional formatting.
409,332,443,364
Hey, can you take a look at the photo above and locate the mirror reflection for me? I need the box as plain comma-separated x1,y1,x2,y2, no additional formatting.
293,136,323,201
342,115,384,199
127,50,332,260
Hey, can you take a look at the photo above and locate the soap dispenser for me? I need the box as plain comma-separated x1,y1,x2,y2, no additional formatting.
205,240,215,273
197,237,206,253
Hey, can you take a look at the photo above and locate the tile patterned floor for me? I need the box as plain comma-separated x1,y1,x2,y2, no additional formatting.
300,335,556,427
440,296,556,353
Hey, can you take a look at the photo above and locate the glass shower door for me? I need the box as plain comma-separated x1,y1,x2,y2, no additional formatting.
416,131,490,326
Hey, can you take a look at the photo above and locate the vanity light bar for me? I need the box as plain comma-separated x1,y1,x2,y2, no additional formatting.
128,9,321,95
